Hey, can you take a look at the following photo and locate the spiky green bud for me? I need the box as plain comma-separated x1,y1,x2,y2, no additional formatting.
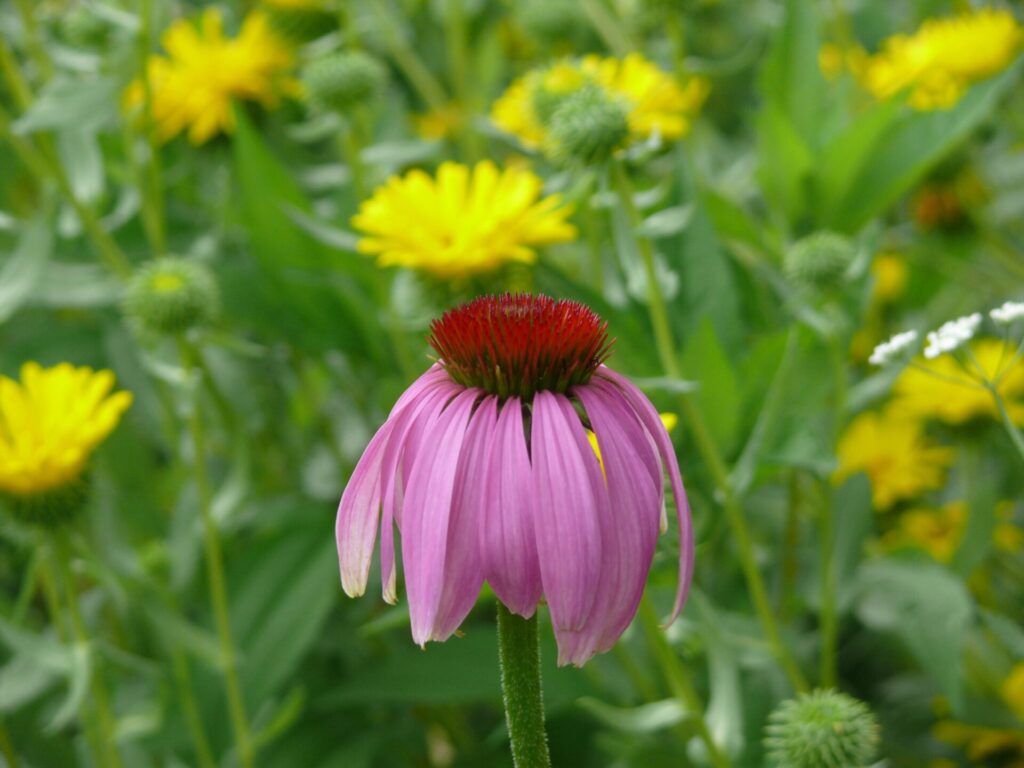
784,231,857,291
123,258,219,337
764,689,880,768
545,85,629,166
301,51,386,113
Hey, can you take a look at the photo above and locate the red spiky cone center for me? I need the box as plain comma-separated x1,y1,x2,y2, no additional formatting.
428,294,614,399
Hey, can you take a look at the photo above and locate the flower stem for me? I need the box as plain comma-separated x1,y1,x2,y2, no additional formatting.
337,120,365,205
170,644,217,768
983,381,1024,468
52,535,124,768
637,597,730,768
611,161,808,693
177,338,255,768
819,337,846,689
0,718,20,768
369,0,448,112
579,0,634,57
496,604,551,768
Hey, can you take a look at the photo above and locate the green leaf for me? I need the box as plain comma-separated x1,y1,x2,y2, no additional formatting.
0,655,58,712
577,698,688,733
13,76,118,134
827,60,1022,232
0,214,51,324
854,559,972,712
636,205,693,239
28,262,121,309
681,318,741,453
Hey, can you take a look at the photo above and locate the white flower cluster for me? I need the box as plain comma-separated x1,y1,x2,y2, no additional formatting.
924,313,982,359
869,330,919,366
990,301,1024,325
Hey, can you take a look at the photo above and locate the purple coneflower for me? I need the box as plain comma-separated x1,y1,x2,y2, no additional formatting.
336,293,694,666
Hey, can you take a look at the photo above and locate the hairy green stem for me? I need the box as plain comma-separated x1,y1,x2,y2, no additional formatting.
177,338,255,768
612,161,808,693
496,604,551,768
637,597,730,768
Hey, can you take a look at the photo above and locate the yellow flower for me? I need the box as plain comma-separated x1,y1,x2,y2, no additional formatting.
124,9,294,145
262,0,322,7
0,363,132,497
871,252,908,304
892,339,1024,425
352,161,577,278
880,500,1021,562
834,407,953,510
413,103,465,141
858,9,1022,110
934,720,1024,765
1005,664,1024,722
490,54,708,150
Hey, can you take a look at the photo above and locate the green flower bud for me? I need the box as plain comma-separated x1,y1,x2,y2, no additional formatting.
764,689,880,768
263,2,336,45
784,231,857,291
301,51,386,113
3,479,89,529
123,258,219,337
545,85,629,166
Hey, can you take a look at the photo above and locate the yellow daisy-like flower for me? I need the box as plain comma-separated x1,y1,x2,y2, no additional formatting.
833,406,953,511
892,339,1024,425
490,54,709,150
352,161,577,279
858,9,1022,110
124,9,294,145
0,363,132,497
870,252,908,304
880,500,1022,563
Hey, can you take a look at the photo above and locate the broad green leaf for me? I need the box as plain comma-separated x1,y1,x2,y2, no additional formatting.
854,559,972,712
28,262,121,308
577,698,688,733
636,205,693,239
681,318,741,453
13,76,118,134
0,655,58,711
0,214,51,324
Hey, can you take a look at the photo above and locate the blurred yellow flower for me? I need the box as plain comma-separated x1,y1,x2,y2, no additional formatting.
858,9,1022,110
125,9,294,145
834,407,953,510
0,363,132,497
1005,663,1024,721
491,54,708,149
893,339,1024,425
871,252,907,304
934,720,1024,765
413,103,465,141
352,161,577,278
818,42,868,81
880,500,1022,562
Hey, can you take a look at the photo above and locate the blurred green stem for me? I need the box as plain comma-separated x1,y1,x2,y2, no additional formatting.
337,120,366,206
982,381,1024,467
52,535,124,768
369,0,448,111
496,604,551,768
612,161,809,693
177,338,256,768
137,0,167,255
13,0,52,80
580,0,634,57
170,645,217,768
637,597,730,768
0,719,19,768
443,0,476,159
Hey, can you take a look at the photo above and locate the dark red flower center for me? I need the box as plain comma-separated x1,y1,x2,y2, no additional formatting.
428,294,614,399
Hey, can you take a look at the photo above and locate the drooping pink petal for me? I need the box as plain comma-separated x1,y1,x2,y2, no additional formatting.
389,364,449,415
429,395,495,640
575,382,662,655
336,419,394,597
479,397,543,618
379,381,460,603
595,366,694,624
401,389,479,646
531,391,605,664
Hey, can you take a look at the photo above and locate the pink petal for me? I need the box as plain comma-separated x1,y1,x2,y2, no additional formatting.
429,395,495,640
401,389,479,646
389,364,448,415
531,391,605,664
575,382,662,655
336,419,394,597
596,366,695,624
479,397,543,618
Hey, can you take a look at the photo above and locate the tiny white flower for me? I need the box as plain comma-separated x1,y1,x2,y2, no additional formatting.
869,330,919,366
990,301,1024,326
923,313,982,359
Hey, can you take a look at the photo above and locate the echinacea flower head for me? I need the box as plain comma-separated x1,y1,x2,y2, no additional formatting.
893,339,1024,425
833,406,953,511
124,9,295,145
0,363,132,522
335,294,694,666
490,54,708,152
352,161,577,279
858,9,1022,110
